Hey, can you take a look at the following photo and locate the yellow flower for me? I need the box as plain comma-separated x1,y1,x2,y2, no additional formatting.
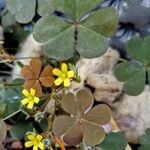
25,133,44,150
52,63,75,87
21,88,40,109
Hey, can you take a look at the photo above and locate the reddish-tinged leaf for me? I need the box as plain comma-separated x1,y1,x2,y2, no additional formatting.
21,65,35,79
82,120,105,146
39,65,54,87
76,89,93,115
63,122,83,146
61,93,78,116
53,115,75,136
83,104,111,125
30,59,42,78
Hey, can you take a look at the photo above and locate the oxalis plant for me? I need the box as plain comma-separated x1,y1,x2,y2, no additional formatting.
1,0,150,150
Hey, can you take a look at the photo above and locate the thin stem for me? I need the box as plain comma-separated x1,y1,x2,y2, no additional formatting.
2,109,21,121
14,57,40,60
0,71,22,77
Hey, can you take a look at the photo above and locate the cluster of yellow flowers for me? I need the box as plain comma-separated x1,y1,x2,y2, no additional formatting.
21,63,75,149
21,63,75,110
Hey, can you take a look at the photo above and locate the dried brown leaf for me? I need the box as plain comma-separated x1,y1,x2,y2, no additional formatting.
30,59,42,78
39,65,54,87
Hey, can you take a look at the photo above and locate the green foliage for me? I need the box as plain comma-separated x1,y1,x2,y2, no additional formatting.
114,35,150,96
6,0,54,23
0,79,24,118
10,122,33,139
138,128,150,150
1,11,16,27
33,1,118,60
96,132,128,150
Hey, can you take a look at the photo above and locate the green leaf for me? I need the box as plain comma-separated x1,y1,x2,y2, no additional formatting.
127,35,150,65
52,0,102,19
37,0,54,16
33,15,71,43
114,61,145,96
1,11,16,27
33,1,118,60
10,122,33,139
2,79,24,118
77,26,108,58
82,7,118,37
6,0,36,23
96,132,127,150
114,61,142,82
138,128,150,150
123,68,145,96
44,26,75,60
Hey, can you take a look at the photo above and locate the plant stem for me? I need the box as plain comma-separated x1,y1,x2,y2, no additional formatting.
2,109,21,121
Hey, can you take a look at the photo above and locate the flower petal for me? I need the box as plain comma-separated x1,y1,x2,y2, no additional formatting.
27,101,34,109
30,88,35,96
22,89,30,97
64,78,70,87
36,135,43,141
83,104,111,125
82,120,105,146
34,97,40,104
54,77,63,86
63,122,83,146
38,142,44,150
67,70,75,78
21,98,29,105
53,115,76,136
25,141,34,148
61,93,78,116
53,68,62,76
27,135,35,140
61,63,68,74
76,89,93,115
33,145,38,150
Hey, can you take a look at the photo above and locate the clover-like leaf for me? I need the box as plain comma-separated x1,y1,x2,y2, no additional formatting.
96,132,128,150
6,0,36,23
138,128,150,150
21,59,55,97
33,1,118,60
114,35,150,96
52,89,111,146
6,0,54,23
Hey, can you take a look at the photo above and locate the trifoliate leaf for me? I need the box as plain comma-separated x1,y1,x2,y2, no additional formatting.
114,35,150,96
33,0,118,60
96,132,128,150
